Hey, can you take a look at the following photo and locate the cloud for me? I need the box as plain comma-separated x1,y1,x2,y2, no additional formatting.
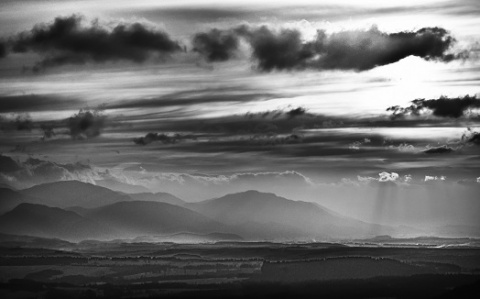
4,17,465,73
0,41,6,58
229,170,314,185
423,145,454,154
192,28,240,62
286,107,307,118
395,143,416,152
245,107,308,120
101,166,316,200
349,138,371,150
14,114,34,131
40,124,56,141
425,175,447,182
462,129,480,145
378,171,400,182
404,175,413,183
0,94,82,113
106,88,277,111
356,172,412,184
11,15,181,71
387,95,480,119
0,155,22,173
312,26,462,71
194,25,464,71
238,26,312,71
0,155,102,188
133,132,196,145
67,109,106,139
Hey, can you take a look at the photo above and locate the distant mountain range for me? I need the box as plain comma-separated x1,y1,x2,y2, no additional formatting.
187,190,390,240
1,180,476,242
20,181,133,209
84,200,228,237
5,181,186,209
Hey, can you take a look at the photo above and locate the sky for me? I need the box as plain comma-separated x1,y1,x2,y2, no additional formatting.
0,0,479,227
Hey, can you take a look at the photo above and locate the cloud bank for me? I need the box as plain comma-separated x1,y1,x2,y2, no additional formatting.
387,95,480,119
11,15,181,71
193,25,465,71
0,15,468,72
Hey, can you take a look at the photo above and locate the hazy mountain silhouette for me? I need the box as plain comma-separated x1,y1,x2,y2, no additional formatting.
128,192,185,206
189,190,389,240
0,203,115,241
0,188,39,214
20,181,132,208
2,184,395,242
84,201,232,238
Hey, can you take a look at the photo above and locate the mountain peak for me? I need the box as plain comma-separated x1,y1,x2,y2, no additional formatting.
21,180,131,209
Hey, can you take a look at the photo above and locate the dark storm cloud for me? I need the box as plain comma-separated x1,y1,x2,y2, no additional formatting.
67,109,106,139
10,15,181,70
40,124,56,140
0,41,6,58
387,95,480,119
312,27,462,70
286,107,307,118
423,146,454,154
462,129,480,145
245,107,308,120
193,28,240,62
0,154,22,173
14,114,34,131
238,26,312,71
194,25,464,71
0,94,81,113
468,133,480,145
133,132,197,145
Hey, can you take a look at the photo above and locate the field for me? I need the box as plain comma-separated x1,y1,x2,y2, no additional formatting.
1,240,480,298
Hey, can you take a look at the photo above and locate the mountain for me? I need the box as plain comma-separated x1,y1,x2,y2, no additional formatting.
128,192,185,206
0,188,39,214
85,201,232,238
20,180,132,208
95,179,151,194
0,203,115,241
188,190,390,240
